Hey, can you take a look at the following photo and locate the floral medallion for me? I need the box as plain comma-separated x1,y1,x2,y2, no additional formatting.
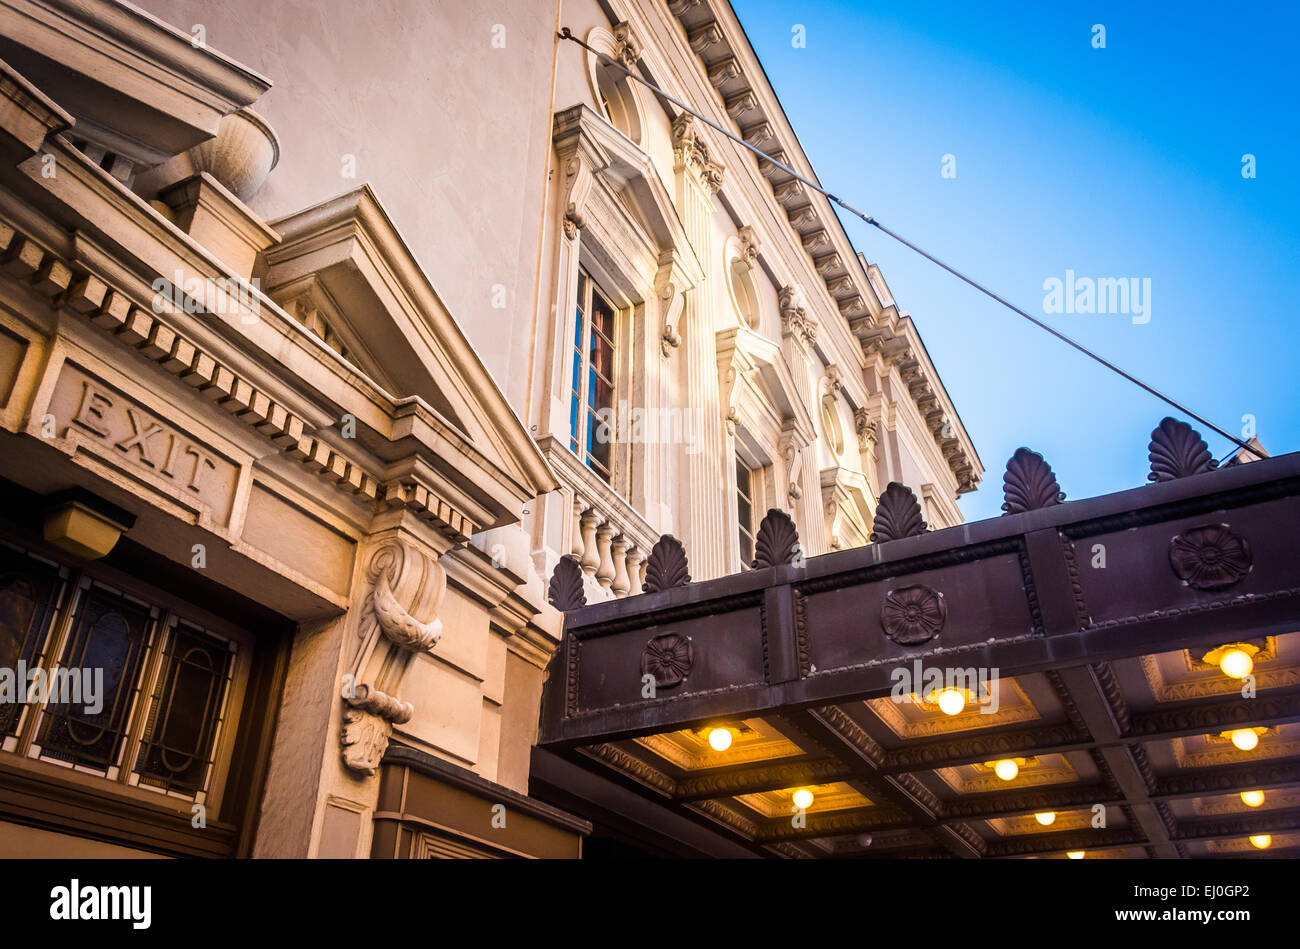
880,584,947,645
641,632,694,688
1169,524,1252,590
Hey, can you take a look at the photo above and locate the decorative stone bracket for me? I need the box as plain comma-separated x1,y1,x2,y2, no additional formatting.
340,538,446,776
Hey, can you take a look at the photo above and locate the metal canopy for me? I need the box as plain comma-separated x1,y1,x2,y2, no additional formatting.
538,426,1300,858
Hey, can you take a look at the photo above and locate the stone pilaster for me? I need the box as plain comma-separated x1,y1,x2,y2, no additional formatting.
672,112,726,579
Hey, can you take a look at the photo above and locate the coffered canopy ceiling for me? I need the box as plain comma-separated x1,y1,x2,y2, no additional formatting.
538,425,1300,858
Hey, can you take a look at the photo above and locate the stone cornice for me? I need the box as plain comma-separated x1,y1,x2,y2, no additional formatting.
0,119,548,546
661,0,982,494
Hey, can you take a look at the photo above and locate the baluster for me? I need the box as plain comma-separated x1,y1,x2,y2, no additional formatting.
571,494,585,559
611,535,630,597
595,523,615,590
625,545,644,596
579,509,599,576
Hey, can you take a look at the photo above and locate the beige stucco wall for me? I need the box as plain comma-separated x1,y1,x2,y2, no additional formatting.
138,0,561,414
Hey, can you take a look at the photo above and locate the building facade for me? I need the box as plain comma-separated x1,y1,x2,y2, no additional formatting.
0,0,979,858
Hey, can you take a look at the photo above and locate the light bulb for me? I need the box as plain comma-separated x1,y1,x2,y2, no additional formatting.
1240,790,1265,808
936,688,966,716
1035,812,1056,826
1219,647,1254,679
707,727,733,752
1230,728,1259,751
1066,850,1085,859
792,788,814,810
994,759,1019,781
1250,835,1271,849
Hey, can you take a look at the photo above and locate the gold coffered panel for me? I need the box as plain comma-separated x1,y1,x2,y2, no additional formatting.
635,718,804,771
1191,788,1300,816
1206,833,1300,854
1142,633,1298,703
867,677,1038,739
1171,724,1300,768
936,754,1078,794
734,781,870,818
987,809,1095,836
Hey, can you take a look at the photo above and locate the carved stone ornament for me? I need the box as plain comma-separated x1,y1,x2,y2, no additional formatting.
855,408,878,453
611,21,641,69
340,539,445,774
1002,447,1066,515
1148,417,1218,483
641,632,694,688
341,684,413,777
367,542,444,652
671,112,724,193
778,284,817,346
737,225,761,269
1169,524,1253,590
548,554,587,610
563,203,585,240
642,534,691,593
880,584,947,646
752,508,800,569
870,482,927,543
659,279,684,356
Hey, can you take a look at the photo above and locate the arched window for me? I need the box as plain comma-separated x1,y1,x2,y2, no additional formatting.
585,29,643,145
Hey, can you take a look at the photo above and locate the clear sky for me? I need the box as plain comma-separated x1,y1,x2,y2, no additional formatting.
731,0,1299,521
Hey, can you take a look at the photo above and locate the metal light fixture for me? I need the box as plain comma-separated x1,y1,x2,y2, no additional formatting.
1204,643,1259,679
936,688,966,716
1249,835,1271,849
1035,812,1056,826
1228,728,1260,751
1066,850,1085,859
792,788,814,810
1240,790,1265,808
707,727,733,751
994,759,1019,781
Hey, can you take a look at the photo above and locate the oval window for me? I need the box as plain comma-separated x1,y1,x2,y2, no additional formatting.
822,394,844,457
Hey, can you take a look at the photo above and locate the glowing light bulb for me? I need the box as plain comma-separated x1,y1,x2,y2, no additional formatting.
792,788,814,810
1250,835,1271,849
1230,728,1259,751
994,759,1019,781
1035,812,1056,826
1240,790,1265,808
1066,851,1085,860
1219,647,1254,679
936,688,966,716
707,727,733,752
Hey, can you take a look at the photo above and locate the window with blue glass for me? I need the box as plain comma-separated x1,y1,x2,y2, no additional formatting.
569,268,616,482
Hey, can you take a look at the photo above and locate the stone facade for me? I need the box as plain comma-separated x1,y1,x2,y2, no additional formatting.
0,0,979,858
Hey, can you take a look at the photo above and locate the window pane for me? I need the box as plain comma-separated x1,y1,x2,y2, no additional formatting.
587,368,613,413
134,621,234,797
586,408,612,481
38,585,152,772
0,547,63,737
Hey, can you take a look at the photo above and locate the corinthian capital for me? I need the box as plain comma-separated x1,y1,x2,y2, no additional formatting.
672,112,725,194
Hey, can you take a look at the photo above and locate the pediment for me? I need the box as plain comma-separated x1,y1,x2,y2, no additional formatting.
716,325,815,445
259,185,554,503
553,104,703,287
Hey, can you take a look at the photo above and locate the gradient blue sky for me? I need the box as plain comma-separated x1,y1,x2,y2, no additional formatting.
731,0,1299,521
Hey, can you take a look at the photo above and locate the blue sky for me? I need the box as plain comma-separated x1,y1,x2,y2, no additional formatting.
731,0,1299,521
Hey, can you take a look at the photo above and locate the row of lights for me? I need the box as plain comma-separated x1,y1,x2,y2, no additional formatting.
707,728,817,809
708,643,1266,854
